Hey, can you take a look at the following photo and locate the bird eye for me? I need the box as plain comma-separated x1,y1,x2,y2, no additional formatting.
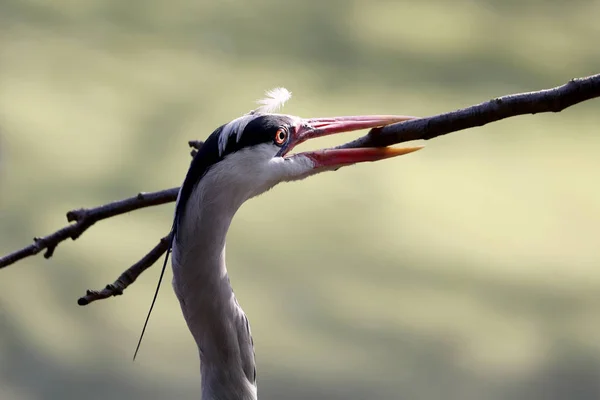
274,128,287,145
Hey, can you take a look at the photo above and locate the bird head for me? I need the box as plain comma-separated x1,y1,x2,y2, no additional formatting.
175,88,423,230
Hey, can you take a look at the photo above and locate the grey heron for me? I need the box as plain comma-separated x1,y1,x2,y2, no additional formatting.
139,88,423,400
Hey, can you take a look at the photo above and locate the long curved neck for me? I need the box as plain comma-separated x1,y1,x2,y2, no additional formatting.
171,198,257,400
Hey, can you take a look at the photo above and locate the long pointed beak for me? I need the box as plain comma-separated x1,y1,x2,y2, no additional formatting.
282,115,423,168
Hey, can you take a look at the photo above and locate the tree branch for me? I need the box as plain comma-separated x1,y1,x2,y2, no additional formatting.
0,140,207,270
339,73,600,149
77,235,171,305
0,188,179,269
1,74,598,305
189,140,204,157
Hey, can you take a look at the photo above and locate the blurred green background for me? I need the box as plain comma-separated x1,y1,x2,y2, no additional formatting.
1,0,600,399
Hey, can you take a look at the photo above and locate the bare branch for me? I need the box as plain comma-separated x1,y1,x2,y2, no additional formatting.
189,140,204,158
0,140,208,269
0,188,179,269
1,74,599,304
77,235,171,305
339,73,600,149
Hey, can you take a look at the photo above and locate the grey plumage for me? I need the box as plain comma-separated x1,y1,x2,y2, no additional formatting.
147,89,422,399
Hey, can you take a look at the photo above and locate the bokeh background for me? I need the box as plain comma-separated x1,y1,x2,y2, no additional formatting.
1,1,600,399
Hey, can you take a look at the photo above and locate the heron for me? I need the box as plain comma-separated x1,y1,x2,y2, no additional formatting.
141,88,423,400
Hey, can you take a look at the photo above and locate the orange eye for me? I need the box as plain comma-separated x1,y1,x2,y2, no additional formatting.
274,128,287,145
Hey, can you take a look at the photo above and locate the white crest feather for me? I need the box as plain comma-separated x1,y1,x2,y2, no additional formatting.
254,87,292,114
217,88,292,156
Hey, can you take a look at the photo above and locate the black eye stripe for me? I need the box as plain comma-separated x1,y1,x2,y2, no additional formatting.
174,114,297,237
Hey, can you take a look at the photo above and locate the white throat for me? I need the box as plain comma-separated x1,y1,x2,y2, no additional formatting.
171,170,259,400
170,144,314,400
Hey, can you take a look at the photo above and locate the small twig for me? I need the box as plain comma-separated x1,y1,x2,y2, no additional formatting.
189,140,204,158
0,188,179,268
339,73,600,149
0,141,206,269
77,235,171,305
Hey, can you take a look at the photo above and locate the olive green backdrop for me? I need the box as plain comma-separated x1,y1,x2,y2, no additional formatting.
1,1,600,399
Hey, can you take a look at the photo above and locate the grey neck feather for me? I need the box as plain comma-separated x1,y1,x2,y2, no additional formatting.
171,191,257,400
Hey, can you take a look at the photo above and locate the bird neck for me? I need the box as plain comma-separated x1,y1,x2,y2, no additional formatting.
172,198,257,400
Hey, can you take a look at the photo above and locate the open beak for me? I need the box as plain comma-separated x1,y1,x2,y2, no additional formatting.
281,115,423,168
